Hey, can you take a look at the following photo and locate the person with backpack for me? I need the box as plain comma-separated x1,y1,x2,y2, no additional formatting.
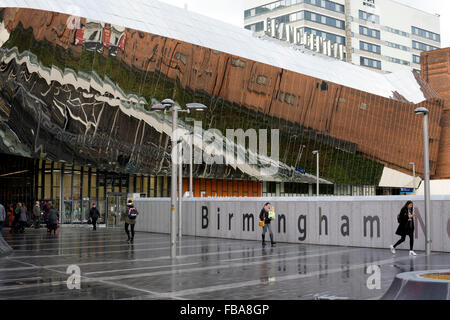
89,203,100,231
47,203,59,237
123,199,138,243
390,200,417,256
259,202,276,247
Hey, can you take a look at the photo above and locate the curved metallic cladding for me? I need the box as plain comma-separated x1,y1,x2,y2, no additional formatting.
0,7,444,184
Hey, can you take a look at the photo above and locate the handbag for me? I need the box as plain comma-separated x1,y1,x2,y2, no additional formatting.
258,220,265,227
87,217,92,225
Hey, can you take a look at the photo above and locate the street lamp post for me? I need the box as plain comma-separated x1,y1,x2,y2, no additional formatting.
151,100,207,258
178,140,183,240
414,107,431,256
409,161,416,193
312,150,319,196
189,133,193,197
184,118,196,198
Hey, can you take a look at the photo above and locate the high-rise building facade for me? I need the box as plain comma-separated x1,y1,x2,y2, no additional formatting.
244,0,441,73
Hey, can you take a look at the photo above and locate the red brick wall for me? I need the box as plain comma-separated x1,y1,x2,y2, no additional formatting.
422,48,450,178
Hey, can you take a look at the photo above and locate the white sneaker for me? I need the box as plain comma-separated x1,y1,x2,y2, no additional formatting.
409,250,417,256
390,245,396,254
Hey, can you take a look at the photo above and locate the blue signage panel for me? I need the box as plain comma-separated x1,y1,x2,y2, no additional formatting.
400,187,414,193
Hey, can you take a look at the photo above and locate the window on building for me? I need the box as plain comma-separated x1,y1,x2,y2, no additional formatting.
384,26,409,37
411,26,440,42
302,27,346,45
359,40,381,54
412,40,439,52
359,25,380,39
358,10,380,24
385,41,410,52
385,56,410,66
412,54,421,64
360,56,381,69
304,10,345,30
245,21,265,32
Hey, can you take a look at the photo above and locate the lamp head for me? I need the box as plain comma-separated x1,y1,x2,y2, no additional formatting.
161,98,175,106
312,150,319,155
186,103,207,111
414,107,429,115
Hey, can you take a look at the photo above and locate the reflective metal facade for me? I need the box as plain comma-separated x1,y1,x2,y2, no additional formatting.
0,5,444,188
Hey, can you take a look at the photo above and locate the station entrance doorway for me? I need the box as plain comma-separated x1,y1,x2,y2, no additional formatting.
105,193,128,228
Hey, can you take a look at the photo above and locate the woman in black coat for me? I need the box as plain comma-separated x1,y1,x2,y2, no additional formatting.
390,200,416,256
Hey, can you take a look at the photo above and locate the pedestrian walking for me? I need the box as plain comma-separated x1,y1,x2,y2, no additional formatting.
0,203,6,234
123,199,138,243
33,201,41,229
47,203,59,237
7,204,14,228
9,203,18,233
18,202,27,233
42,200,50,232
89,203,100,231
259,202,276,247
390,200,417,256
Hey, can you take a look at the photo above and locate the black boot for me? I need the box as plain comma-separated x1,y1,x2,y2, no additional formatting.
262,234,266,246
270,234,276,247
126,231,130,242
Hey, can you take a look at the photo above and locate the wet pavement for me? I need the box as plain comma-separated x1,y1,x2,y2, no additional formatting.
1,227,450,300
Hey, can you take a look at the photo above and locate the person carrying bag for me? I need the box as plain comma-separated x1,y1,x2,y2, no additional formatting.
390,200,416,256
259,202,276,247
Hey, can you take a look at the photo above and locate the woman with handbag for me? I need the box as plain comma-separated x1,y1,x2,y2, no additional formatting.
390,200,416,256
259,202,276,247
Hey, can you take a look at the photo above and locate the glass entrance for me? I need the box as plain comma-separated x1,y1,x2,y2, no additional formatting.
105,193,128,227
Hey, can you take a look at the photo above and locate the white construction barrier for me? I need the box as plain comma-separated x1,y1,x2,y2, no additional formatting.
134,195,450,252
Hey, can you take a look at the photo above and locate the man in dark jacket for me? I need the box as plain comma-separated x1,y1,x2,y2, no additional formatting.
47,203,59,237
33,201,41,229
259,202,276,247
89,203,100,231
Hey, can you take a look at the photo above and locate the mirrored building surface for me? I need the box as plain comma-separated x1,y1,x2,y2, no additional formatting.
0,0,446,222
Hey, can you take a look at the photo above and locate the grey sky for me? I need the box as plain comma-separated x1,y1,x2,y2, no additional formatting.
158,0,449,47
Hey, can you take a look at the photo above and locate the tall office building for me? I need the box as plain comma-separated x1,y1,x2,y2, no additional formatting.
244,0,441,73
